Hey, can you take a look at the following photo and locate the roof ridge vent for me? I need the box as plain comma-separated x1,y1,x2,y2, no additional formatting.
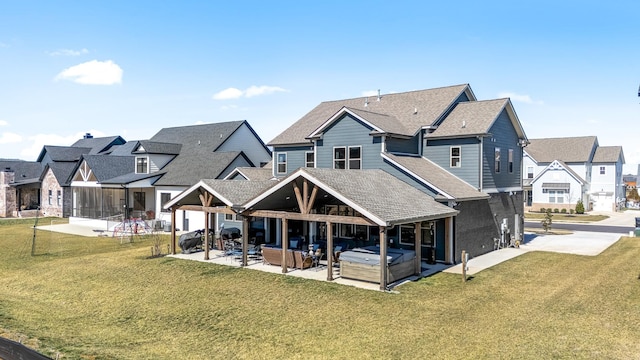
377,89,381,101
413,107,418,114
364,97,369,107
462,120,466,128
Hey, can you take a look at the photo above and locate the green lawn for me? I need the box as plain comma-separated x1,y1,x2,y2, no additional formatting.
1,219,640,359
524,212,609,222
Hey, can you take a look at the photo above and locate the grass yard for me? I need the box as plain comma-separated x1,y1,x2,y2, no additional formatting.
1,219,640,359
524,212,609,222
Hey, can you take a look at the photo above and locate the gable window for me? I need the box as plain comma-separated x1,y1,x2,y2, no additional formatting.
136,157,148,174
450,146,461,167
334,146,361,170
334,147,346,169
508,149,514,173
48,190,52,205
276,153,287,174
349,146,361,169
305,151,314,168
225,213,236,221
527,166,534,179
160,192,171,213
494,148,501,173
599,166,605,175
57,190,61,206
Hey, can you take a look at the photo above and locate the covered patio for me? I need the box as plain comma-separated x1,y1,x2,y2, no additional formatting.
165,167,458,291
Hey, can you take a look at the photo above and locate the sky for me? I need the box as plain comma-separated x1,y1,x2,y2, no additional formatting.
1,1,639,173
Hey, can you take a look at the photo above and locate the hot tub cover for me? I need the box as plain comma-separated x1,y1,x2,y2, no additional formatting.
338,246,415,266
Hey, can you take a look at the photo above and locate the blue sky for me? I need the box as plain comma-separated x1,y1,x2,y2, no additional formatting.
1,1,638,173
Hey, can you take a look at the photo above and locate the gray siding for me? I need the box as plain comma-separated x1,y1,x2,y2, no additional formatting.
386,134,420,154
482,110,522,191
316,114,380,170
217,123,272,166
424,138,480,188
272,145,313,177
217,156,252,179
380,158,439,197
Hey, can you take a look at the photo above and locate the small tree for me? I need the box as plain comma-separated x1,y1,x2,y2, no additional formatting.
628,188,640,202
575,200,585,214
541,209,553,233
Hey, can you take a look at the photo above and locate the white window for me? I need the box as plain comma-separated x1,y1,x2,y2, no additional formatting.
348,146,361,169
57,190,61,206
136,157,148,174
334,146,361,169
276,153,287,174
48,190,52,205
225,213,236,221
495,148,501,173
160,193,171,213
527,166,534,179
599,166,605,175
450,146,461,167
549,190,565,203
305,151,314,168
508,149,514,173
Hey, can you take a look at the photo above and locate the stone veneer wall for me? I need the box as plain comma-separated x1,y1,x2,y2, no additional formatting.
0,171,16,217
40,168,63,217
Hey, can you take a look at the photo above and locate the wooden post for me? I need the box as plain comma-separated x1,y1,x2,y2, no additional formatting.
170,208,177,255
379,226,387,291
461,250,467,282
204,210,210,260
281,218,288,273
241,216,250,266
414,221,422,275
326,221,333,281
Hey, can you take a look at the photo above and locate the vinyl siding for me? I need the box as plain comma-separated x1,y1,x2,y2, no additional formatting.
482,109,522,191
272,145,313,177
386,133,420,154
217,156,252,179
315,114,380,170
424,138,480,188
217,123,272,166
149,154,175,173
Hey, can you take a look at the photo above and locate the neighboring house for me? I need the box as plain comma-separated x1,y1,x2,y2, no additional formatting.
165,84,528,276
523,136,625,212
67,121,272,231
0,160,43,217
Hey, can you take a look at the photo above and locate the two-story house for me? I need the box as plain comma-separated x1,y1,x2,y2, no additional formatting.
165,84,528,275
523,136,625,212
67,121,272,231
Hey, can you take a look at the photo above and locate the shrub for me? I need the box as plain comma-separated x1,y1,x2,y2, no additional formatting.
540,207,546,213
570,208,575,214
576,200,585,214
541,209,553,233
560,208,567,213
553,208,559,213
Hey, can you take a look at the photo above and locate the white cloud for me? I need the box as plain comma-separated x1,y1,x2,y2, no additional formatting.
497,92,543,105
48,48,89,56
220,104,239,111
0,120,8,126
20,131,106,159
0,132,22,144
55,60,123,85
212,87,243,100
361,90,379,97
212,85,288,100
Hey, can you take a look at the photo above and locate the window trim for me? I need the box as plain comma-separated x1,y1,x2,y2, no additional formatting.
333,146,346,169
160,192,171,213
276,152,287,174
334,145,362,170
305,151,314,168
599,166,605,175
57,190,61,206
450,146,461,168
48,190,52,205
348,145,362,170
135,156,149,174
494,147,501,173
508,149,514,173
527,166,534,179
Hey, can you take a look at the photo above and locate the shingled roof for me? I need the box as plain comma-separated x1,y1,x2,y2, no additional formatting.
71,136,126,154
525,136,598,163
426,98,525,139
245,168,459,226
592,146,624,163
37,145,91,162
43,162,78,186
166,179,277,209
382,153,488,201
81,155,135,182
150,121,245,151
268,84,473,146
133,140,182,155
224,167,274,181
153,151,251,186
0,160,42,185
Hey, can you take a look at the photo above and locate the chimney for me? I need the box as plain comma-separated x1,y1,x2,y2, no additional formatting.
84,133,93,139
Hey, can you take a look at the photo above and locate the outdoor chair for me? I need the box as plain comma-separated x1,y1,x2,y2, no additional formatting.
293,250,312,270
333,246,342,264
312,248,324,270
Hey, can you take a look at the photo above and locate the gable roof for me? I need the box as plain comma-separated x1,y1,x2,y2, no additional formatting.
43,162,78,186
71,136,126,154
592,146,624,164
165,179,277,209
153,151,252,186
150,121,245,151
80,155,135,182
268,84,474,146
0,160,42,185
426,98,526,140
223,167,275,181
133,140,182,155
37,145,91,163
531,160,586,185
525,136,598,163
105,141,139,156
382,153,489,201
245,167,459,226
308,107,413,139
